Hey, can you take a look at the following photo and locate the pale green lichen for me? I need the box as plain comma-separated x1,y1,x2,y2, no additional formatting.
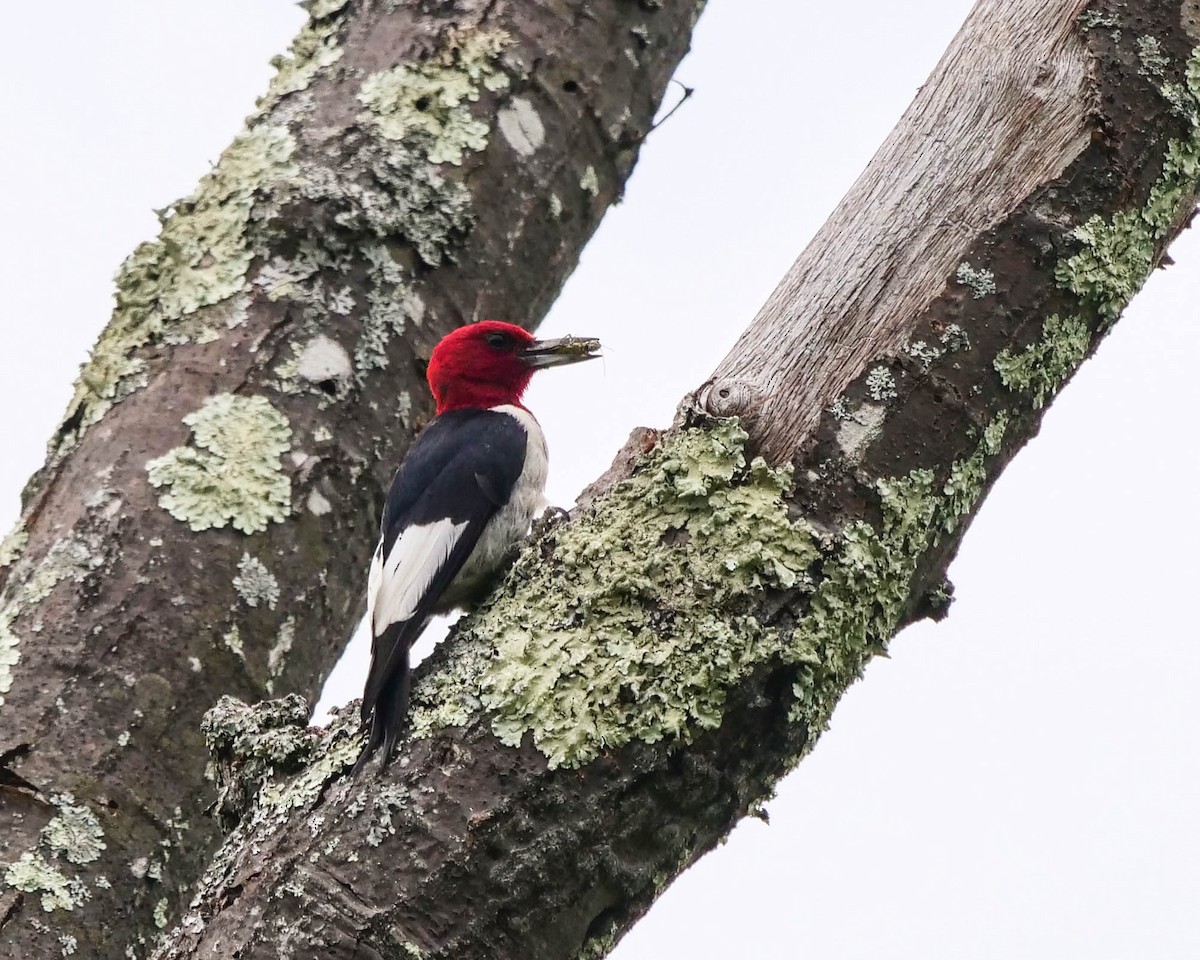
1057,50,1200,322
223,625,244,661
580,165,600,197
942,414,1009,532
0,610,19,708
266,616,296,693
357,28,511,166
233,553,280,610
202,694,319,828
993,314,1090,408
41,794,106,865
955,261,996,298
0,520,27,568
259,729,359,812
153,898,169,929
21,536,103,605
364,786,409,847
58,126,298,449
789,418,1004,731
421,420,824,768
408,413,1009,769
146,393,293,534
265,4,346,102
4,853,89,912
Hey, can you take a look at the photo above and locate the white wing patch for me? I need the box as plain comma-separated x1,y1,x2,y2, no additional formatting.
371,518,469,634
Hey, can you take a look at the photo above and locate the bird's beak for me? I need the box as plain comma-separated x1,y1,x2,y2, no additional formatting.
520,335,603,369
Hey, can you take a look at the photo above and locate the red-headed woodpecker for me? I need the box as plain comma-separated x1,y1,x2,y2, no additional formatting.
354,320,601,772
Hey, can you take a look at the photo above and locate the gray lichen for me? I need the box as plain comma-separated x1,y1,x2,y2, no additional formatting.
865,366,898,402
233,553,281,610
497,97,546,156
267,617,296,693
1137,35,1169,78
955,261,996,298
201,694,317,830
146,393,293,534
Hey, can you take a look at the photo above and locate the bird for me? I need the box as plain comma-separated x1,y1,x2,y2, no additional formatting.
353,320,601,773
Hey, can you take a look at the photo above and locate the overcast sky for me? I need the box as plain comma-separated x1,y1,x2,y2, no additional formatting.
1,2,1198,957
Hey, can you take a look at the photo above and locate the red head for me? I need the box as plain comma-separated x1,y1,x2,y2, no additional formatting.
426,320,601,414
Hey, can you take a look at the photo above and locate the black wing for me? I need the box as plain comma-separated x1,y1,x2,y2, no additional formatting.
355,410,527,772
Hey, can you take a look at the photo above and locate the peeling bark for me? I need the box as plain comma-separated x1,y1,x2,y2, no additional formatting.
0,0,703,956
134,1,1200,958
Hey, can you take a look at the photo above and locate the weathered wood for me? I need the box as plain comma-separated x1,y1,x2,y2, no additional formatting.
0,0,704,955
708,0,1095,460
143,1,1200,957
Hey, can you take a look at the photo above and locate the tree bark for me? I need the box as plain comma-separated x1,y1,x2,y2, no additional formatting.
135,0,1200,957
0,0,703,956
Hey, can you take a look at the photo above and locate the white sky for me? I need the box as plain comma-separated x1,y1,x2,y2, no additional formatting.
2,2,1198,957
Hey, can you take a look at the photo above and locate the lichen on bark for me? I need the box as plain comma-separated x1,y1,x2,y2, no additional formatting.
146,393,293,534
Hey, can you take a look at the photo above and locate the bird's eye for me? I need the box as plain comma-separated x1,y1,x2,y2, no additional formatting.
486,332,510,350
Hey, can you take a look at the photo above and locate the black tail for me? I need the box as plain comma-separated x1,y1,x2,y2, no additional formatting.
352,641,412,776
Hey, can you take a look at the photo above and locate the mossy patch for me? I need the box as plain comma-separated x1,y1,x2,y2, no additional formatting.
146,394,293,535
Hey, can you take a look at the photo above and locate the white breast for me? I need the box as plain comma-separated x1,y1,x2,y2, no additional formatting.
437,404,549,610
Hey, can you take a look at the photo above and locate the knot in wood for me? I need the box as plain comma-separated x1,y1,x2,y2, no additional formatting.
697,378,764,419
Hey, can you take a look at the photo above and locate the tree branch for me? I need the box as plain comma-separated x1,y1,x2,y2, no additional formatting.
0,0,704,954
147,1,1200,957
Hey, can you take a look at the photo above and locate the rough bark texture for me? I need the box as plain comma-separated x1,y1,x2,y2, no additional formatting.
0,0,703,956
133,1,1200,958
